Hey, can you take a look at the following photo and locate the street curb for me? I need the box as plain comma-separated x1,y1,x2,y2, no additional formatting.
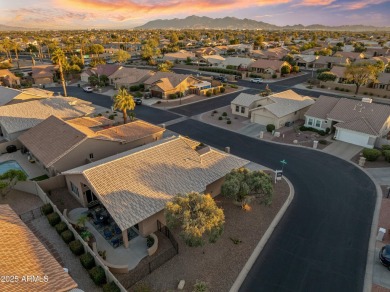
229,175,295,292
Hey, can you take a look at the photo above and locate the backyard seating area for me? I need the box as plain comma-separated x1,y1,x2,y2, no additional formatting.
88,205,139,248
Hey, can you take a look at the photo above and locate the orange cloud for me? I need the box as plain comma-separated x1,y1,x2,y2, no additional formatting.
342,0,389,10
295,0,336,6
54,0,292,21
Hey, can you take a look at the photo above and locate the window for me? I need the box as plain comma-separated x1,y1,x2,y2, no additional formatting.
308,118,313,126
70,182,79,197
315,120,321,128
241,107,245,113
89,153,94,159
235,105,239,112
294,111,297,115
380,85,385,89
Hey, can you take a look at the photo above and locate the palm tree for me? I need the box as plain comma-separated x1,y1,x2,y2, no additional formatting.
51,48,68,97
113,88,135,124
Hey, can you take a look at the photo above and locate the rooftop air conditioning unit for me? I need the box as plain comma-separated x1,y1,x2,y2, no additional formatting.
362,98,373,103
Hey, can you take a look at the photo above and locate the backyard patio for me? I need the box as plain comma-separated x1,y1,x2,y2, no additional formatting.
68,207,148,270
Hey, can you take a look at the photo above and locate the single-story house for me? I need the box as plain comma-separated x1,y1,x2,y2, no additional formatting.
108,68,154,89
294,55,317,69
217,57,255,70
31,65,57,85
80,68,95,83
248,60,291,78
194,47,219,57
95,64,121,78
231,90,314,129
372,73,390,91
0,204,77,292
144,72,201,99
333,51,365,61
18,116,165,175
365,48,389,58
0,86,53,106
313,56,350,69
198,55,225,67
330,66,347,83
0,69,20,87
62,136,248,247
162,50,197,63
0,96,95,141
250,47,289,60
304,95,390,148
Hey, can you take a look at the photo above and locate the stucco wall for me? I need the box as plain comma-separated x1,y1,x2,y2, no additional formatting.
319,81,390,97
65,174,90,207
138,210,165,237
205,177,225,198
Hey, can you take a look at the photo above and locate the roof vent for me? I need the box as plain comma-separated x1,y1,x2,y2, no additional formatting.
362,97,372,103
196,146,211,155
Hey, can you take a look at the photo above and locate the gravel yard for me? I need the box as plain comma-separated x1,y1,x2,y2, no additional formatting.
136,173,290,292
29,216,102,292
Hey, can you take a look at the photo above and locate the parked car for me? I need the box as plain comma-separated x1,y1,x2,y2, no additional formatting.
213,76,227,82
134,98,142,105
235,75,242,80
379,245,390,269
250,78,263,83
83,86,93,93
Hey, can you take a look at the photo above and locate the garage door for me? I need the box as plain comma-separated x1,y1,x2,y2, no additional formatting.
151,90,162,98
252,114,275,127
337,129,371,148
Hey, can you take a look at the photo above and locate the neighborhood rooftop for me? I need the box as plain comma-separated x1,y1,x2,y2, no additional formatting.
0,96,95,134
63,136,249,231
18,116,165,168
0,204,77,292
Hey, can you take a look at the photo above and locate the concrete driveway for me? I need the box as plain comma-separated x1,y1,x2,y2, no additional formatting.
373,244,390,289
323,140,363,160
366,168,390,186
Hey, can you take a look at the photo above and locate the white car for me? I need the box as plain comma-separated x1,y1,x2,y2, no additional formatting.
250,78,263,83
83,86,93,93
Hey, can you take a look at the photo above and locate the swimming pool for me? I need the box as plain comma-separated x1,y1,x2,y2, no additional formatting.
0,160,26,176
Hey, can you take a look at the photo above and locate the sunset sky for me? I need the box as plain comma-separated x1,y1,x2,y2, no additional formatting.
1,0,389,29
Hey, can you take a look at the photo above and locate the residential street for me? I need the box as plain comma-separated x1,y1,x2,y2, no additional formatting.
50,72,378,291
168,119,376,292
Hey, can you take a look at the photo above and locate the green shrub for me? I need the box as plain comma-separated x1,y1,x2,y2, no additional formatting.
340,88,345,92
103,282,120,292
222,112,227,117
213,110,218,114
129,85,140,92
169,94,177,99
213,88,219,95
218,116,223,120
335,87,339,90
272,74,277,79
61,230,75,244
41,203,53,215
69,240,85,256
362,148,381,161
47,212,61,226
206,90,212,97
382,145,390,151
80,252,95,270
325,127,331,134
319,140,327,145
55,221,68,234
139,84,144,89
369,93,374,96
266,124,275,133
383,150,390,162
89,266,107,286
320,85,325,88
220,87,226,93
227,120,232,124
345,89,350,92
300,125,326,136
108,115,115,120
318,130,326,136
193,280,209,292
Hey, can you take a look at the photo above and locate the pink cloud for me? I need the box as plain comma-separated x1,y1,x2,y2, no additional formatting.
295,0,336,6
342,0,389,10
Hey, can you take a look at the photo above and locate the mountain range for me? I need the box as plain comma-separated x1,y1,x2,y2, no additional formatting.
136,15,390,31
0,24,40,31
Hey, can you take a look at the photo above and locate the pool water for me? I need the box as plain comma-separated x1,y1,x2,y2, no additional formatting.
0,160,26,176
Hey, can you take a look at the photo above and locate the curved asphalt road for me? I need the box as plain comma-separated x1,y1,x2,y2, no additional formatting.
168,119,376,292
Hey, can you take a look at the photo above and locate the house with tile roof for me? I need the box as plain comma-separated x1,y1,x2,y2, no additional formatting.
162,50,197,63
248,60,291,78
231,90,314,129
329,66,347,83
62,136,248,247
144,72,201,99
108,67,154,90
31,65,58,85
372,73,390,92
313,56,350,69
18,116,165,176
0,86,53,106
217,57,255,71
0,96,95,141
0,204,78,292
0,69,20,87
304,95,390,148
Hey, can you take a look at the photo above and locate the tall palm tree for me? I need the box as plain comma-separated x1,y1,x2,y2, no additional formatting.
51,48,68,97
113,88,135,124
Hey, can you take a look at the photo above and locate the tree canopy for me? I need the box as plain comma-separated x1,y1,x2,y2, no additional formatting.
345,62,380,94
317,71,337,82
0,169,27,198
221,168,274,208
113,88,135,124
112,49,131,63
165,192,225,247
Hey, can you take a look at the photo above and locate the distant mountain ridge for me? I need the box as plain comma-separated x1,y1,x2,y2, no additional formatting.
0,24,40,31
136,15,390,31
